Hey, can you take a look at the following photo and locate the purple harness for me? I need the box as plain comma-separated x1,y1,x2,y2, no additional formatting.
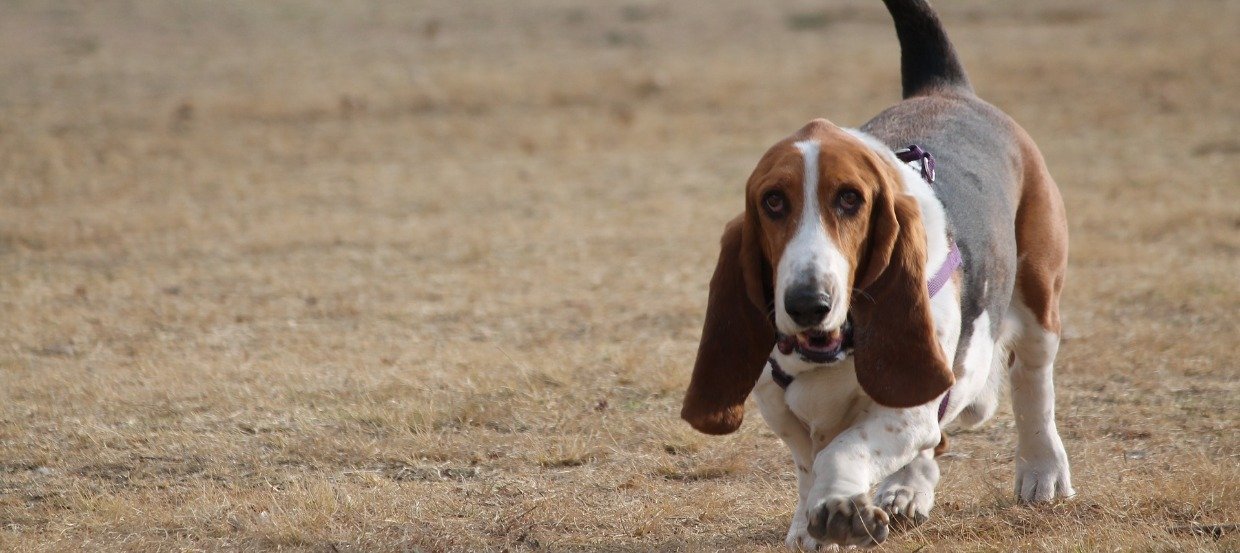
896,145,962,300
770,144,959,421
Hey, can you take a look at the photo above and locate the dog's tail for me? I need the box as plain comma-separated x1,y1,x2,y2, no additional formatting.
881,0,973,98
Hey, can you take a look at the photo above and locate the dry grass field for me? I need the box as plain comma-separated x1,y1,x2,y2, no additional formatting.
1,1,1237,551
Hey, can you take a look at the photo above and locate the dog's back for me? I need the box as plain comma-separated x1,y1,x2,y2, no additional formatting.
862,0,1068,357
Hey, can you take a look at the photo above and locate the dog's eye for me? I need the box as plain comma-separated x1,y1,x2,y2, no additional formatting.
836,189,863,214
762,191,788,218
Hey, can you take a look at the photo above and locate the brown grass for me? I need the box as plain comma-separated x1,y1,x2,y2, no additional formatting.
1,1,1237,551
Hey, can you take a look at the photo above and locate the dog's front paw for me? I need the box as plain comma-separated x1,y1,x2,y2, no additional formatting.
876,485,932,530
1015,447,1074,503
806,494,889,547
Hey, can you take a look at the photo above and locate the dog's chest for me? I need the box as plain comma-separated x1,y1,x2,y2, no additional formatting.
781,360,872,444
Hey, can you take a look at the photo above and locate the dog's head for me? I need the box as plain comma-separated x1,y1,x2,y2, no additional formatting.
681,119,953,435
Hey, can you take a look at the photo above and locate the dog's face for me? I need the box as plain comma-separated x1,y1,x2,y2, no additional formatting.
680,118,954,435
746,121,888,363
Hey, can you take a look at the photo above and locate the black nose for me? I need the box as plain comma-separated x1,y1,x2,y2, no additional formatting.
784,287,831,327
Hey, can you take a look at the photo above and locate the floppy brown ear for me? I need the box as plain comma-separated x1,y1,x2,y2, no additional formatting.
680,214,775,435
851,184,954,408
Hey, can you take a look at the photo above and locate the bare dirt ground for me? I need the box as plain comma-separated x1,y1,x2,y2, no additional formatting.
1,1,1237,551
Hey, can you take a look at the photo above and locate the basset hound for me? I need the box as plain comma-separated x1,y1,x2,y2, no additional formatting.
680,0,1074,548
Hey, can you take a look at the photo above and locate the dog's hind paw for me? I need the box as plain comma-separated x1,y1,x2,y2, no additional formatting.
1015,448,1075,503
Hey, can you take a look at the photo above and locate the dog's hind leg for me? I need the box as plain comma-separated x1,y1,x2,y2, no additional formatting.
957,338,1010,429
1009,145,1073,502
1009,301,1074,502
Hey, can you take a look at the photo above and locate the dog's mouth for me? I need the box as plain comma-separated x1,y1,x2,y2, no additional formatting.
777,321,854,364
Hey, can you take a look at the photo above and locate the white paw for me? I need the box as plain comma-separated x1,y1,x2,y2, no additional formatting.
806,494,889,548
876,485,933,529
1015,446,1074,502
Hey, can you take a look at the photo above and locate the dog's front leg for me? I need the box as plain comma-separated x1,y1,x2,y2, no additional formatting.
753,368,819,551
804,403,939,548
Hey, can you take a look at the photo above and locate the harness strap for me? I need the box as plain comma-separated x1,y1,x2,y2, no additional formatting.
894,144,935,183
769,356,795,389
927,243,962,298
894,144,961,299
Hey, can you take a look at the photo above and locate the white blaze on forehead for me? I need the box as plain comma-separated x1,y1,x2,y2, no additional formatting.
773,139,850,334
794,140,821,214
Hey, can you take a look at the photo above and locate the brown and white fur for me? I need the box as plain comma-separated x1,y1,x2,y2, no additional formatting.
679,1,1073,548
